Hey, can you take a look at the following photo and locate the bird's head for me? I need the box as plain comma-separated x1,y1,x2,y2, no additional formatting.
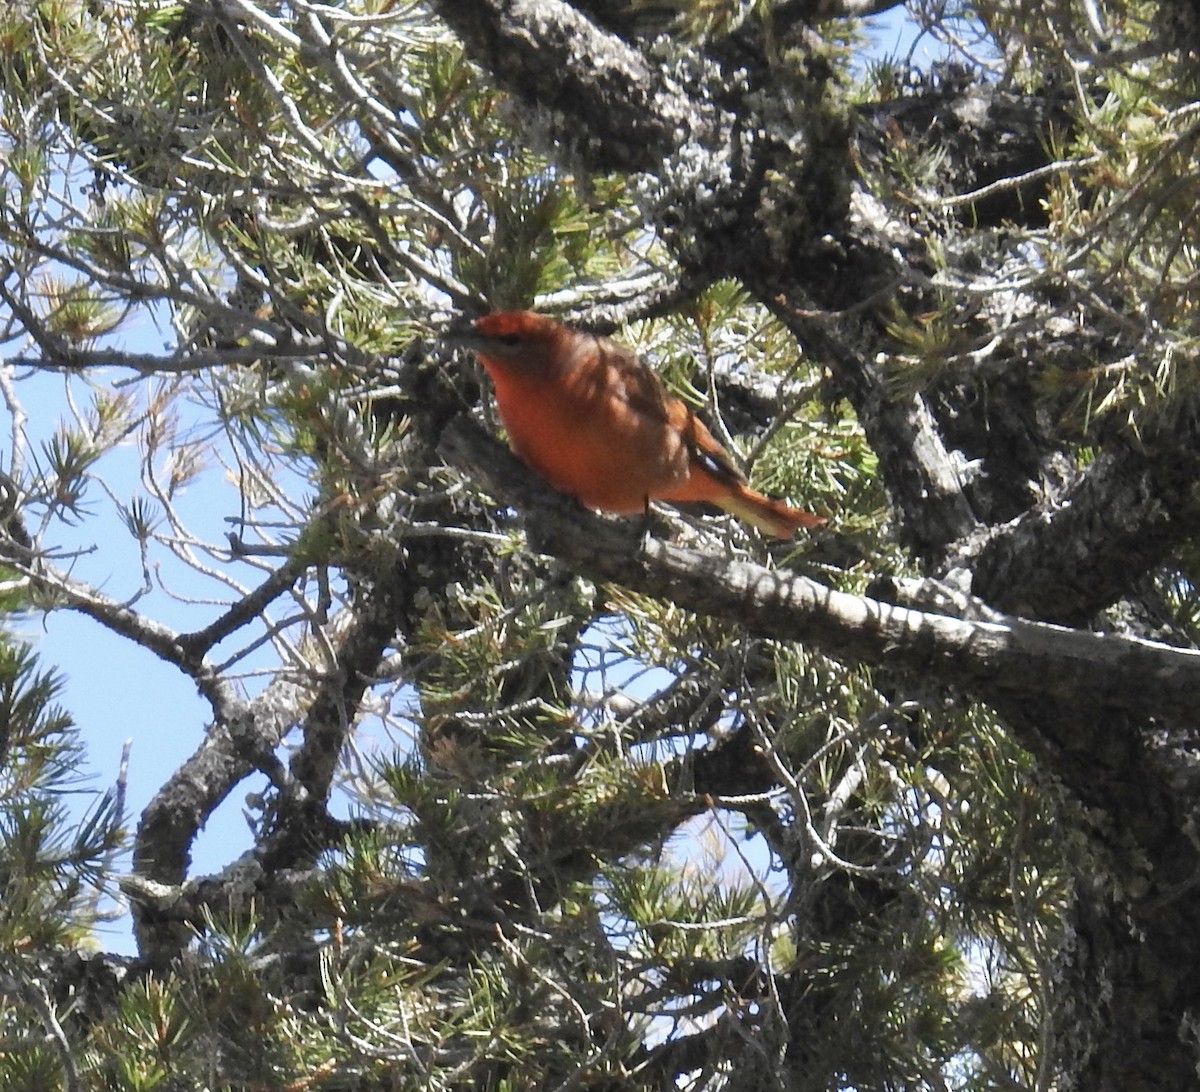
444,311,566,368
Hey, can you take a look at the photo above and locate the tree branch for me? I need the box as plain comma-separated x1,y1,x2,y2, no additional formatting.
972,437,1200,623
440,416,1200,727
132,677,307,961
176,555,309,657
770,297,979,554
429,0,710,172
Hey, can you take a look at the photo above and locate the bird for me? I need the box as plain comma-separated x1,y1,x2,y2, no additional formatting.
447,310,824,539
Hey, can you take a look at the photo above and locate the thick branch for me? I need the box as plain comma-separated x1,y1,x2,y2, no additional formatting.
430,0,706,172
972,438,1200,623
132,674,310,962
285,580,406,804
133,678,297,883
441,416,1200,727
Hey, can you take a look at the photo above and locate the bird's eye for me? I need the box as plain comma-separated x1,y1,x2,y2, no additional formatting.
498,333,522,346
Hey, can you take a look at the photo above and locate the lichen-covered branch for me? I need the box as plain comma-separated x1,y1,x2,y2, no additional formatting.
441,415,1200,726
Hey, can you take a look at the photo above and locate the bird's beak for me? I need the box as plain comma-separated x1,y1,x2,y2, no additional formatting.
442,316,484,351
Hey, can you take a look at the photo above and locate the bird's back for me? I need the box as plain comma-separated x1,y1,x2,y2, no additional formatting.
482,330,692,512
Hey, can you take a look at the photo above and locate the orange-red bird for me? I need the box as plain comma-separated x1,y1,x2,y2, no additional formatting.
448,311,824,539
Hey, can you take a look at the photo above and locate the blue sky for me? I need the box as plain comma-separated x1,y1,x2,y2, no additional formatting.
14,343,281,950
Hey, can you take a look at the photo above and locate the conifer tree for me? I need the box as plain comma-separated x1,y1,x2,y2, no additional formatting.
1,1,1199,1088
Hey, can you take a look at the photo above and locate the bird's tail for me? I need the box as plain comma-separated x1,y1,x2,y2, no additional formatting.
720,484,826,539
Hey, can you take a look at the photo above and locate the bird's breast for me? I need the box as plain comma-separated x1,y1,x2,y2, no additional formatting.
488,360,689,513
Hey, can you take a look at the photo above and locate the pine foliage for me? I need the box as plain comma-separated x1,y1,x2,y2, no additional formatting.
0,1,1197,1089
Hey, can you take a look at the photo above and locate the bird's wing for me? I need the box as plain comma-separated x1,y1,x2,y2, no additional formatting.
599,338,748,486
596,338,675,421
681,411,748,486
